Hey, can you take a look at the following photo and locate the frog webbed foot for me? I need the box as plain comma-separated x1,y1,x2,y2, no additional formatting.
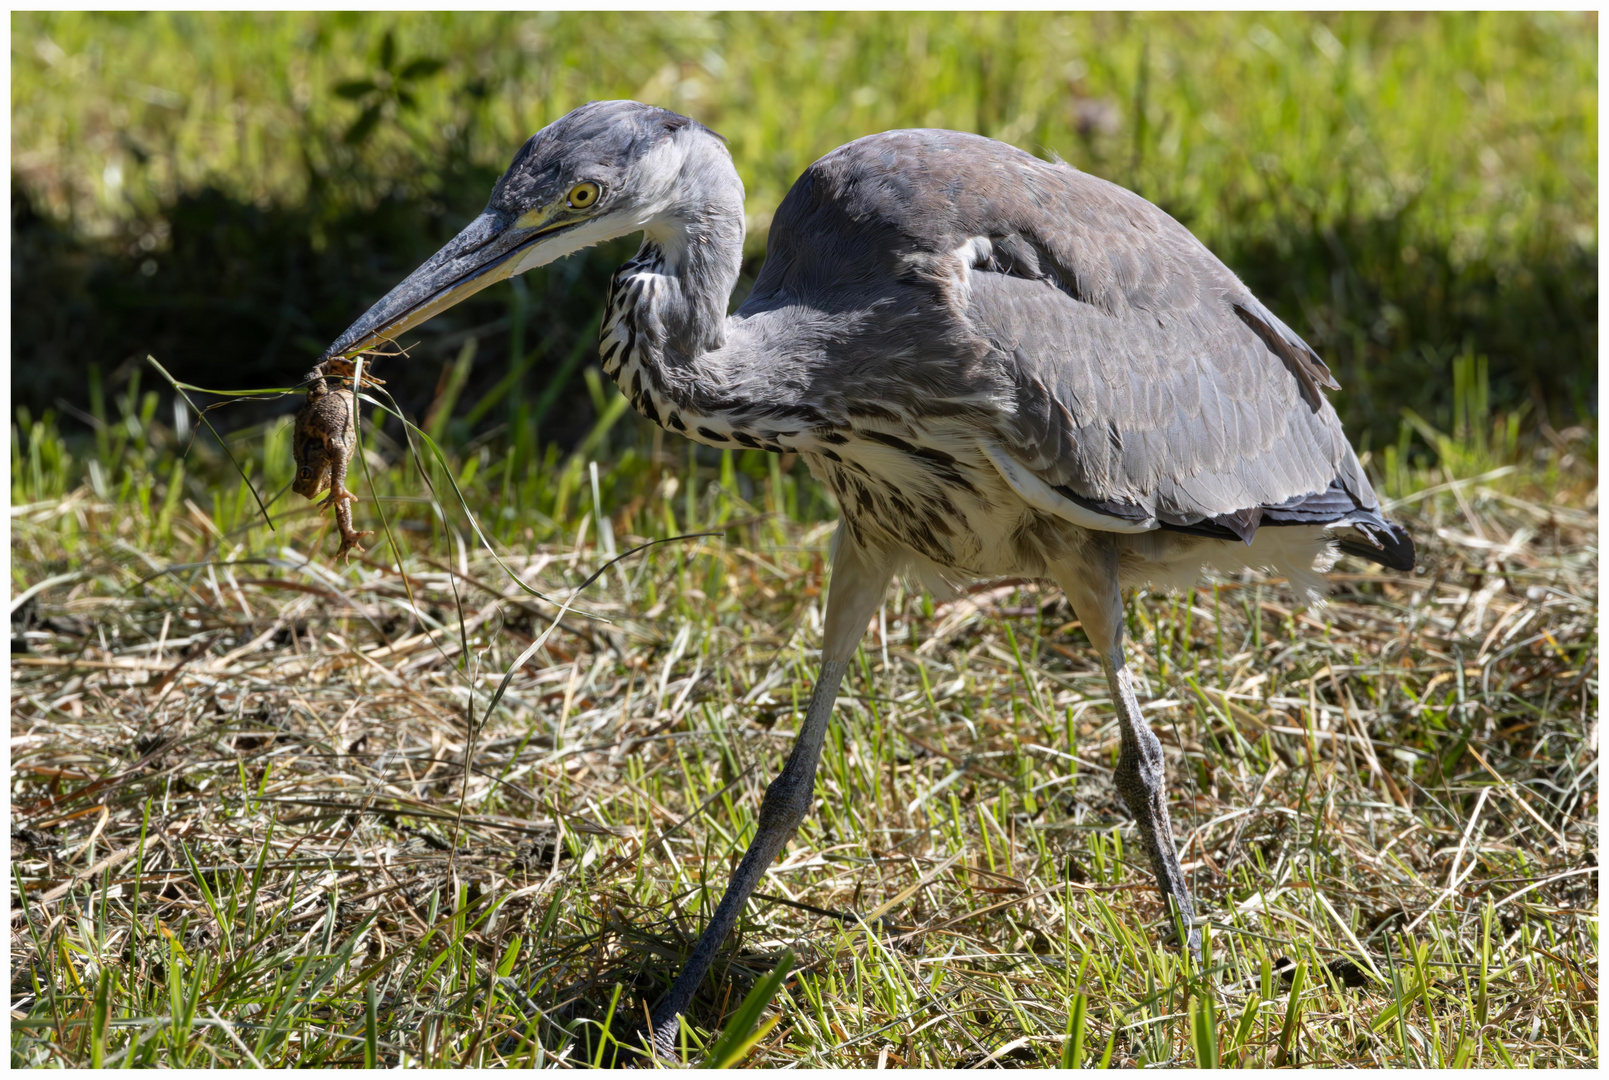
331,492,372,562
334,526,374,563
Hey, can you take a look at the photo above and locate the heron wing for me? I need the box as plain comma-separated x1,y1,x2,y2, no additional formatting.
948,160,1378,529
744,129,1400,558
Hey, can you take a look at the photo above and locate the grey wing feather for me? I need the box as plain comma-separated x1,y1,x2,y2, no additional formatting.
951,157,1376,524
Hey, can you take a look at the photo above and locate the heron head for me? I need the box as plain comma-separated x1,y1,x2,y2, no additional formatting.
318,100,734,362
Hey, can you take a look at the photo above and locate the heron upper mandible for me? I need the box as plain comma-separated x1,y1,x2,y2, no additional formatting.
315,100,1414,1057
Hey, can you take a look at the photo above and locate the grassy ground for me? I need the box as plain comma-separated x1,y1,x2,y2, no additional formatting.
9,368,1597,1066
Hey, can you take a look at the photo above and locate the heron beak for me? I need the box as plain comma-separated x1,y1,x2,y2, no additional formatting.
318,202,580,361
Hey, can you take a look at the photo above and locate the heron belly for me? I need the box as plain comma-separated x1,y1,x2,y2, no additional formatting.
801,429,1067,583
802,429,1343,605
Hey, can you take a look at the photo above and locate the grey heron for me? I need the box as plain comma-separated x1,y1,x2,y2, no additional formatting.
314,100,1414,1057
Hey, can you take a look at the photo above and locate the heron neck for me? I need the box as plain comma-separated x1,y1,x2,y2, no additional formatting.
601,177,749,422
637,193,745,362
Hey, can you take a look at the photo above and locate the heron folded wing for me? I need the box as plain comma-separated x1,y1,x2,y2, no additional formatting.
954,168,1380,534
741,127,1395,556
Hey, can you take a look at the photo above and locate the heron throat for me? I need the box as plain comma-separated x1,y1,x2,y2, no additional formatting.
597,135,768,445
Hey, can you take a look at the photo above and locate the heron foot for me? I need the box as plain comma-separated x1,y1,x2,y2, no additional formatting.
646,1019,679,1064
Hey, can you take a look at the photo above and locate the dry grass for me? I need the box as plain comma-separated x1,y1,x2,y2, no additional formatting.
9,424,1598,1067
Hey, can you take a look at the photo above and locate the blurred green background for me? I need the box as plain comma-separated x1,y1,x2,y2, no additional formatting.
11,10,1597,463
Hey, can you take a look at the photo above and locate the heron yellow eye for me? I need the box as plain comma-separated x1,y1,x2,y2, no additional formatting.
567,182,601,209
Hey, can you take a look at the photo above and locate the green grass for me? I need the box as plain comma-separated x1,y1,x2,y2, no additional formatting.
13,12,1595,248
10,11,1597,444
9,357,1597,1066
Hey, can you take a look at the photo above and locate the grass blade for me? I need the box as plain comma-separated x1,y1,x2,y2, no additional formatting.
1274,959,1306,1067
700,950,794,1068
145,354,275,529
1096,1021,1118,1069
1191,988,1218,1067
1062,991,1087,1068
364,982,378,1069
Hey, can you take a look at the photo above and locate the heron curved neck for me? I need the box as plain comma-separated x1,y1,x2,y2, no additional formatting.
636,203,744,362
600,150,749,423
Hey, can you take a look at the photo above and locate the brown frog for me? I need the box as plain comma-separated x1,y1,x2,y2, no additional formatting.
293,377,371,561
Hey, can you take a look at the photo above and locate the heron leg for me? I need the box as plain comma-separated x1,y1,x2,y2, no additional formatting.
647,538,890,1059
1054,547,1200,953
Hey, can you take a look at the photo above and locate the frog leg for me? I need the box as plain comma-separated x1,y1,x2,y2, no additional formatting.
324,455,372,562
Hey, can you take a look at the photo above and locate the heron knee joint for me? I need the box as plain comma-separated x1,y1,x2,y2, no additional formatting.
1116,740,1167,795
759,774,814,832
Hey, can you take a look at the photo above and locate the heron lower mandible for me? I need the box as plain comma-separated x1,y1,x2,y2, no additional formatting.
315,100,1414,1058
